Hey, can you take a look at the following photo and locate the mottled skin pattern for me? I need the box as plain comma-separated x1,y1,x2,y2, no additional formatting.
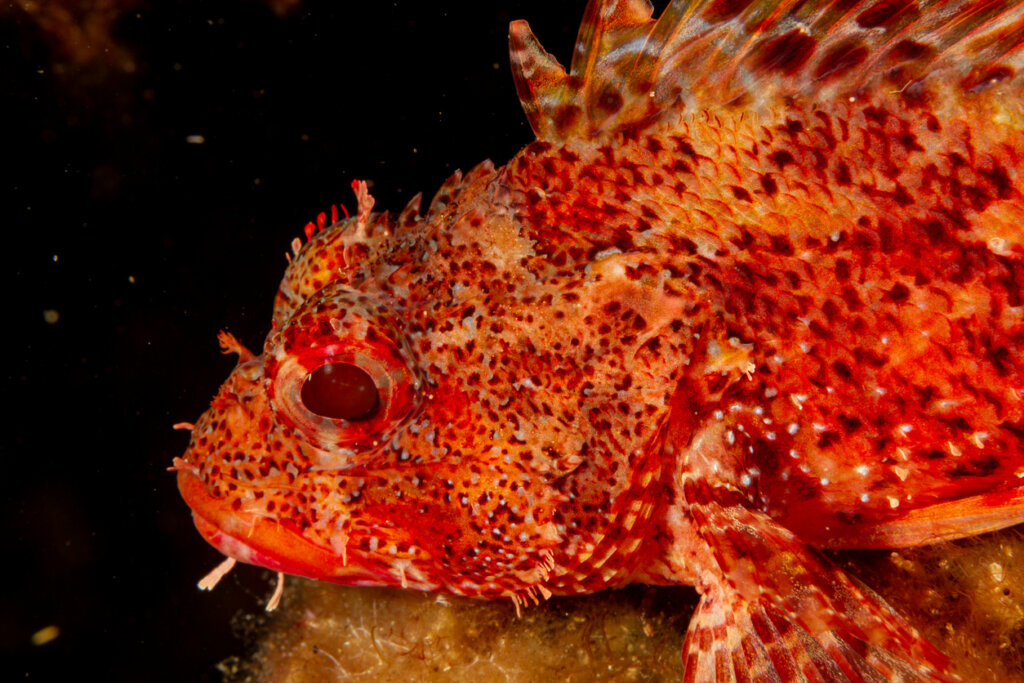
178,1,1024,680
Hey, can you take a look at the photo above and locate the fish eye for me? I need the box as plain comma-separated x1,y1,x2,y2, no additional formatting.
301,362,380,421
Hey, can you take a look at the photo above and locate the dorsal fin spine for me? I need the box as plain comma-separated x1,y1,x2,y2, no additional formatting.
509,0,1024,143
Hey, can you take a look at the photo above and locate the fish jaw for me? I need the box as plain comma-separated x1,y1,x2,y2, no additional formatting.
177,468,443,590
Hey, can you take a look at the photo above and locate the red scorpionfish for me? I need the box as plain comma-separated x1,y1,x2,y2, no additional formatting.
176,0,1024,680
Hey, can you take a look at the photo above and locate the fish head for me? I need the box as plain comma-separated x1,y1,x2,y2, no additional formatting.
177,163,694,597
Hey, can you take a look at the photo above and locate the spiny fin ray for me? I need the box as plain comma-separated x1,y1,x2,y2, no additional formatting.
509,0,1024,142
681,476,962,682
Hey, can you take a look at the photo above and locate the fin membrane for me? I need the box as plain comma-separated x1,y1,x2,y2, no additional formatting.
510,0,1024,141
681,477,960,682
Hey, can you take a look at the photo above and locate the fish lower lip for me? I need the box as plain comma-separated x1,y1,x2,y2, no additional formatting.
176,469,374,583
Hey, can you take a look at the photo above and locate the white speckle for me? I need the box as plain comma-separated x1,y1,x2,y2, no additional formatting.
830,231,840,242
860,493,870,503
799,343,810,353
856,465,869,476
186,134,206,144
899,424,913,434
714,410,724,420
765,387,778,398
989,562,1005,582
753,406,764,415
766,432,776,440
787,423,799,435
820,477,830,486
881,336,889,345
888,496,900,509
369,537,379,551
726,430,735,445
789,449,799,459
741,474,752,486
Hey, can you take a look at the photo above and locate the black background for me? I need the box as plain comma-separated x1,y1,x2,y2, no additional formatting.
5,2,586,680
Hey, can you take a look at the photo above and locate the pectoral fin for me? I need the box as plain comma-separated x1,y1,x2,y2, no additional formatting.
681,476,960,682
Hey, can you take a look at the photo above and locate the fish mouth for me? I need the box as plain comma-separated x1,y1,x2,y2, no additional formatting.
177,469,385,585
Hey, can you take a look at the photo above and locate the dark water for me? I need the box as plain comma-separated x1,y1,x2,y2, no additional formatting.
4,2,578,680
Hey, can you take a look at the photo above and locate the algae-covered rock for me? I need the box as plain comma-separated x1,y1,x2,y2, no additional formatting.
846,526,1024,683
222,526,1024,682
226,581,691,682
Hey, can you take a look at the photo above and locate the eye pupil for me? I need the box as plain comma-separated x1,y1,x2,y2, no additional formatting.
301,362,379,421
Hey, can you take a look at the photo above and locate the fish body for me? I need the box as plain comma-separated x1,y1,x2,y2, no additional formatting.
178,1,1024,679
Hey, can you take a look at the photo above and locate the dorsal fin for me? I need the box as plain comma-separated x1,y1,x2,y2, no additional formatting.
510,0,1024,142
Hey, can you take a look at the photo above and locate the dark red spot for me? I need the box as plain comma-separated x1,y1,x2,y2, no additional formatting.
731,186,753,202
834,160,852,186
822,299,841,322
769,234,794,255
834,259,851,281
951,456,1001,478
817,431,841,448
892,184,914,206
760,174,778,196
862,106,888,125
595,86,624,116
782,119,804,135
981,164,1013,199
554,105,583,136
856,0,919,28
808,320,832,339
301,362,380,421
839,415,863,432
752,30,817,75
886,282,911,303
701,0,756,22
961,65,1014,93
769,150,795,168
889,39,934,63
814,41,869,83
